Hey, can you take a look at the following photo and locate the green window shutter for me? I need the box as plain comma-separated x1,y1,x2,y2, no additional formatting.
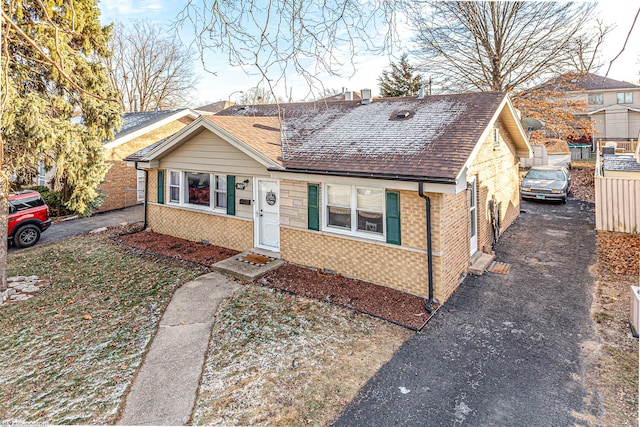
157,170,165,204
386,191,401,245
308,184,319,231
226,175,235,216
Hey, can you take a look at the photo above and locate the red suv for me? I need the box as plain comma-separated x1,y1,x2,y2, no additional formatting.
8,190,51,248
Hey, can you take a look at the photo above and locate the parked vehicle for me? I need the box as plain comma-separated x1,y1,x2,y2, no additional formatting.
520,165,571,204
8,190,52,248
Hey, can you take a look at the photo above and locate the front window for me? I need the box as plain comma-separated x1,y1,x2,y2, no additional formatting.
325,184,384,237
327,184,351,229
356,188,383,233
169,171,181,203
187,172,210,206
214,175,227,209
617,92,632,104
168,170,227,211
588,93,603,105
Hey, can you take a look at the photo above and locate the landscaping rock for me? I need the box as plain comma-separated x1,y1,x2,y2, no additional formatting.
1,275,50,306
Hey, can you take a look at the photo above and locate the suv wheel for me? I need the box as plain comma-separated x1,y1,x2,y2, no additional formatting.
14,224,41,248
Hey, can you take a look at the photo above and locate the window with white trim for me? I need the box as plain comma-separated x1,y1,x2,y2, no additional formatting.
168,170,227,211
617,92,632,104
588,93,603,105
325,184,384,237
169,171,181,203
37,162,46,186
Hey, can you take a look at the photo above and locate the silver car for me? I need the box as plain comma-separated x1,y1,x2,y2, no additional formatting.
520,165,571,204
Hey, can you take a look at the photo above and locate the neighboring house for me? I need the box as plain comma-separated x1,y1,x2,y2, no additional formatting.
98,109,199,212
127,92,531,304
554,73,640,144
194,100,233,115
521,138,571,168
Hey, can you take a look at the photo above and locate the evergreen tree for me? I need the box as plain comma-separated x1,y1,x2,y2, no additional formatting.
378,55,427,98
1,0,121,289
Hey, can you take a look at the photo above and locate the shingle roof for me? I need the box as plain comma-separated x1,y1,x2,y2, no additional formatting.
115,109,193,140
603,154,640,172
218,92,509,180
549,73,640,92
204,116,283,165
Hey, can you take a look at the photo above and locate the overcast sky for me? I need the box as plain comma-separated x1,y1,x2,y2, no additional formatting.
98,0,640,107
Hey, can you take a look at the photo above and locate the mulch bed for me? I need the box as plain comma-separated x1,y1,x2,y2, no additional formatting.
114,230,435,330
259,264,434,330
116,230,241,264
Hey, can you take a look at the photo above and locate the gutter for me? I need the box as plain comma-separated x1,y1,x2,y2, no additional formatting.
418,182,438,313
134,162,148,230
267,167,456,184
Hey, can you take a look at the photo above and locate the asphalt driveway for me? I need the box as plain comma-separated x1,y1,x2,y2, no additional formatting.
9,204,144,252
335,198,601,426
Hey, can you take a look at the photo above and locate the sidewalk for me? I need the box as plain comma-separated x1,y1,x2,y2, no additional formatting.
118,272,241,426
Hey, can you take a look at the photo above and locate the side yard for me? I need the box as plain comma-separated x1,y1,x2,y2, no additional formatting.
572,162,639,427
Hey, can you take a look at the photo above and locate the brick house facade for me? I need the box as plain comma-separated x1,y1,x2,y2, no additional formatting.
129,93,531,303
97,109,198,212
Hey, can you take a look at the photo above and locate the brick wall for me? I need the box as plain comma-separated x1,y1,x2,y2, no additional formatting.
281,227,432,297
98,118,194,211
278,182,446,299
468,122,522,251
147,203,253,252
98,161,138,212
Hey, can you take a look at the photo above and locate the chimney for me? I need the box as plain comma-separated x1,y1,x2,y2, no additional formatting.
360,88,372,104
418,88,424,99
133,94,139,112
344,91,353,101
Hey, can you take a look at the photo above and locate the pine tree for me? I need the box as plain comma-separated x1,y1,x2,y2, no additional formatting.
378,54,427,98
1,0,121,289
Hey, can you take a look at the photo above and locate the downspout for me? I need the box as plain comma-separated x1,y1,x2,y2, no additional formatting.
418,182,438,313
134,162,148,230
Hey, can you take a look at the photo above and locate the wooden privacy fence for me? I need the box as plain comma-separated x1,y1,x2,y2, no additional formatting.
595,175,640,233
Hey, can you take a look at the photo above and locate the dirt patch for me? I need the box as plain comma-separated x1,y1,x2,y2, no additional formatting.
116,230,434,330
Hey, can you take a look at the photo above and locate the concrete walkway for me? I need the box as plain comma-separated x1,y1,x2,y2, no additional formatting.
118,272,241,426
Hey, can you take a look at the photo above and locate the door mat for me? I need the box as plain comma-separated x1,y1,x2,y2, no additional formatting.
239,253,274,266
488,261,511,274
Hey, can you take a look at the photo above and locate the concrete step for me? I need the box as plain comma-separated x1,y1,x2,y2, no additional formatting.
469,252,495,275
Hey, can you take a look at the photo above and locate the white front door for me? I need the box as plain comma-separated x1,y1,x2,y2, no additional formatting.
469,177,478,255
256,179,280,251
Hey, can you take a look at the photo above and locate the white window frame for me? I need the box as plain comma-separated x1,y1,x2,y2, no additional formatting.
323,184,385,241
168,170,182,204
588,93,603,105
167,170,227,213
37,162,46,186
617,92,632,104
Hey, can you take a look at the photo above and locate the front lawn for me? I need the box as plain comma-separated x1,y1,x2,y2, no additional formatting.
2,233,410,425
1,234,202,424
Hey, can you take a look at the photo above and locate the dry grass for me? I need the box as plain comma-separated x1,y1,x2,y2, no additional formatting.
569,169,639,426
1,234,201,424
192,286,411,426
2,232,411,425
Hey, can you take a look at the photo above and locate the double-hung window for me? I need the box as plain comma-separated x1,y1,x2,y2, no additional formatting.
169,171,181,203
326,184,384,237
168,171,227,211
